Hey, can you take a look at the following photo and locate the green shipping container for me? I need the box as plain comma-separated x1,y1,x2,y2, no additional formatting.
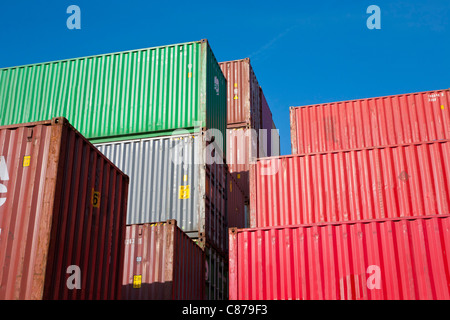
0,39,227,153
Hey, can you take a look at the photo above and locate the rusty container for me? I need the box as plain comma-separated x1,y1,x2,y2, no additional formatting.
122,220,205,300
250,140,450,228
290,89,450,154
229,215,450,300
0,118,129,300
219,58,261,128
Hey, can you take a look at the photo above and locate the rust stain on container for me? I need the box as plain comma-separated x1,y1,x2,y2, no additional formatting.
122,220,205,300
229,215,450,300
250,140,450,228
290,89,450,154
0,118,129,300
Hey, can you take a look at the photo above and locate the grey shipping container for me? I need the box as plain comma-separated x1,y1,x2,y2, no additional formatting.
95,132,227,255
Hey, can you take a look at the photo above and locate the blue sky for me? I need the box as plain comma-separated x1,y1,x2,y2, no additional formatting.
1,1,449,155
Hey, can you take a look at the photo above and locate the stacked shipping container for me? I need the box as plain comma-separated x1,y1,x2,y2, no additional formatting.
0,40,230,300
220,59,279,214
122,220,205,300
230,88,450,300
229,215,450,300
0,118,129,300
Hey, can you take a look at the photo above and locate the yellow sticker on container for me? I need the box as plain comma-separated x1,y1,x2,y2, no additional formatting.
442,105,445,110
91,189,101,208
233,95,239,100
179,185,190,199
230,181,233,192
183,174,188,182
133,275,142,289
188,72,192,78
237,174,241,179
23,156,31,167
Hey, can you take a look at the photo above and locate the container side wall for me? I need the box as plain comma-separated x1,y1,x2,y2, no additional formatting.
122,221,204,300
0,41,205,140
251,141,450,228
230,216,450,300
290,89,450,154
206,43,228,157
43,121,129,300
96,133,228,253
0,124,54,300
219,59,251,126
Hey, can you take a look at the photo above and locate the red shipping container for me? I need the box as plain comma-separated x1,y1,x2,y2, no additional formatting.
0,118,129,300
122,220,205,300
290,89,450,154
250,140,450,228
229,215,450,300
219,59,261,128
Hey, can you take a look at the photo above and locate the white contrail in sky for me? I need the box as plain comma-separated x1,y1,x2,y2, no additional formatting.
248,25,297,61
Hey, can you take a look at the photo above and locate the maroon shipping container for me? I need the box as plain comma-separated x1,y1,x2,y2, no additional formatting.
290,89,450,154
229,215,450,300
122,220,205,300
227,170,248,229
0,118,129,300
219,59,261,128
250,140,450,228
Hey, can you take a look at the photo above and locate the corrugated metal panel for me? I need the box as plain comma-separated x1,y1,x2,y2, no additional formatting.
203,245,228,300
0,118,129,300
226,127,258,199
95,133,227,255
227,170,247,229
219,59,260,127
122,220,204,300
290,89,450,154
0,40,227,155
250,140,450,228
229,215,450,300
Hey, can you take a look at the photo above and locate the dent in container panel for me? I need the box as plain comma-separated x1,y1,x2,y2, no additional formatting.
122,220,205,300
229,215,450,300
250,140,450,228
290,89,450,154
0,118,129,300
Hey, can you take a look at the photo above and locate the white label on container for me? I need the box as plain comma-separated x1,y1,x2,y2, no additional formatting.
0,156,9,207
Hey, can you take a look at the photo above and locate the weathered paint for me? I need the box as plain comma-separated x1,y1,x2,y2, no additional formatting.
229,215,450,300
122,220,205,300
219,59,260,128
95,132,227,255
0,118,129,300
0,40,227,154
290,89,450,154
250,140,450,228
